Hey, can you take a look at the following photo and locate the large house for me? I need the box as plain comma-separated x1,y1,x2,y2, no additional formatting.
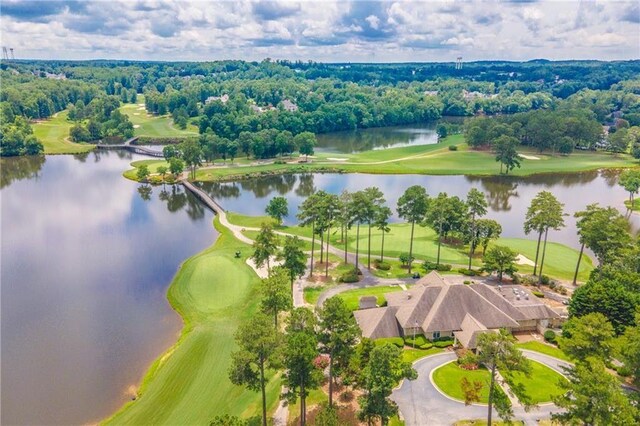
353,271,561,349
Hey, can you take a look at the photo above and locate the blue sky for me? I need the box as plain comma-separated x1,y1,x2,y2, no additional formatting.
1,0,638,62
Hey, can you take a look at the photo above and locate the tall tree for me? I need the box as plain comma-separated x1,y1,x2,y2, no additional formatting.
297,191,327,277
295,131,316,160
337,190,354,263
349,190,370,273
476,330,531,425
557,313,615,362
466,188,488,269
619,169,640,204
374,205,393,262
363,187,386,270
180,138,203,179
259,266,292,328
482,245,518,282
396,185,428,274
358,343,417,426
277,236,308,291
228,313,280,426
553,357,640,426
318,297,360,407
265,196,288,225
523,191,565,279
475,219,502,256
619,311,640,387
283,308,321,426
493,135,521,175
251,223,279,274
423,192,468,266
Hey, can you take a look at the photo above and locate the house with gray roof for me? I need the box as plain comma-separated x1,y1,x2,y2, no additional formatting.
353,271,561,348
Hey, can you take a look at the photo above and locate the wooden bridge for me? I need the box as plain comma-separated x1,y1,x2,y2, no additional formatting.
182,181,225,215
94,137,165,158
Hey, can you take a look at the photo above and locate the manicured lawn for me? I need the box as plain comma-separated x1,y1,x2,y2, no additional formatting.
227,211,277,228
503,360,567,404
402,347,444,363
32,111,94,154
495,238,594,282
516,341,572,362
104,218,280,425
120,95,199,138
432,361,493,403
336,285,406,312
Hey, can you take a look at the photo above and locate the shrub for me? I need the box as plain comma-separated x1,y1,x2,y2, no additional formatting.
434,339,455,348
148,175,163,185
532,290,545,298
419,342,434,350
540,275,550,285
457,268,478,276
374,261,391,271
616,365,632,377
456,348,479,370
463,280,471,285
557,286,568,295
399,253,414,267
424,261,452,272
374,337,404,348
404,334,428,347
273,160,287,165
449,144,458,151
339,271,359,283
543,329,557,344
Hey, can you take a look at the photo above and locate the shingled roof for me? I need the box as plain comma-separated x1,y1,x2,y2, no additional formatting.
354,271,561,341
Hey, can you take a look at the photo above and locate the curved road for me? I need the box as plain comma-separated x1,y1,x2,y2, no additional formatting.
392,351,570,426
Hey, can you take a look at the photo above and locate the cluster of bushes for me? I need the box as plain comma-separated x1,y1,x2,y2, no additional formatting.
374,337,404,348
531,290,545,298
457,268,480,276
403,334,434,350
434,338,455,348
373,259,391,271
423,261,452,272
543,329,557,344
339,271,359,283
456,348,480,370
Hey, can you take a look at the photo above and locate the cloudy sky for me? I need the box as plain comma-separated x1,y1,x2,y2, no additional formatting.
1,0,638,62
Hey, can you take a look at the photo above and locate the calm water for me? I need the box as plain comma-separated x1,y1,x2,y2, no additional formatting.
1,152,216,425
315,124,438,153
198,170,640,250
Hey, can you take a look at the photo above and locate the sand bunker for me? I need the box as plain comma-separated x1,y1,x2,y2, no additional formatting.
327,157,348,161
519,154,540,160
133,125,140,128
516,254,536,266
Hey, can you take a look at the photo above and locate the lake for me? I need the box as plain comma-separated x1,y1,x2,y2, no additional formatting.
315,123,438,153
197,169,640,250
1,152,216,425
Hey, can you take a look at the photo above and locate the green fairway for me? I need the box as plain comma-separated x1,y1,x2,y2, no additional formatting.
432,361,493,403
495,238,594,282
193,134,638,181
104,218,280,425
32,111,94,154
516,341,572,362
227,212,277,228
120,95,199,138
503,360,567,404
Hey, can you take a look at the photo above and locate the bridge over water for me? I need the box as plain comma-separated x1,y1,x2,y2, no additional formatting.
95,137,165,158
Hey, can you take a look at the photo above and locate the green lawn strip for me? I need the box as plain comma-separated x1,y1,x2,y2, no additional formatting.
503,360,567,404
495,238,594,282
32,111,94,154
288,388,327,424
336,285,406,312
123,159,170,180
624,198,640,211
432,361,493,403
516,341,572,362
402,347,444,364
227,212,277,228
103,217,280,425
120,95,199,138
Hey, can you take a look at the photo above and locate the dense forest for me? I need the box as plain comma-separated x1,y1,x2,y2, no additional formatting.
1,59,640,156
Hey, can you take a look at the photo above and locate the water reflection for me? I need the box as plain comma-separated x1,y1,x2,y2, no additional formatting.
198,171,639,249
1,152,216,425
315,124,438,153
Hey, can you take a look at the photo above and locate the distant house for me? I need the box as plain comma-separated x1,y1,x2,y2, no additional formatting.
205,94,229,104
353,271,561,349
461,89,494,101
423,90,439,96
281,99,299,112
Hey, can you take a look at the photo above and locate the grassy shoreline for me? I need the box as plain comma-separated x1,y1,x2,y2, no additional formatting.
103,217,280,425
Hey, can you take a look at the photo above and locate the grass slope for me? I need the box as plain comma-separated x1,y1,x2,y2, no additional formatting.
120,95,199,138
104,218,279,425
432,361,493,403
516,341,572,362
32,111,94,154
503,360,566,404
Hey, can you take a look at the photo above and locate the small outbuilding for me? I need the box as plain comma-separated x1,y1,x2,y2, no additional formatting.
359,295,378,310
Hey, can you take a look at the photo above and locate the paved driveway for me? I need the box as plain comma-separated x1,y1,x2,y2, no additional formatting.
392,351,568,426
